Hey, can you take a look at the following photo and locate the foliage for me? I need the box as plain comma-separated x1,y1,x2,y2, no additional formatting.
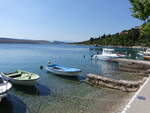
129,0,150,37
129,0,150,21
141,19,150,35
76,28,145,46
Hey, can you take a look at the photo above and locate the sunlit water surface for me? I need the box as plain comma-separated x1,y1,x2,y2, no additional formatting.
0,44,142,113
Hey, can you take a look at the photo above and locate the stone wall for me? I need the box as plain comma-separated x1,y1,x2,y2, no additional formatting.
86,74,146,92
112,58,150,76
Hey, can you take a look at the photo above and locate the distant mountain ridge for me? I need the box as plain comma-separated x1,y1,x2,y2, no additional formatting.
52,41,66,44
0,37,51,44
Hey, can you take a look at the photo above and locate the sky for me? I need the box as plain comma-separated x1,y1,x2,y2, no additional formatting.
0,0,142,42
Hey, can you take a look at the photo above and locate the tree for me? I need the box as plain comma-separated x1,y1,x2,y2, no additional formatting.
129,0,150,39
129,0,150,21
90,37,94,42
101,34,106,39
141,18,150,35
90,37,95,44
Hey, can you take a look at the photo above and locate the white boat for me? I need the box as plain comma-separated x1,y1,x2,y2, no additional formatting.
138,48,150,56
137,48,150,60
1,70,40,86
46,64,81,76
93,48,126,61
0,75,12,102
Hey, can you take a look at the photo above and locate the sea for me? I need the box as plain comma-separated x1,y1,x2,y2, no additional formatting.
0,44,143,113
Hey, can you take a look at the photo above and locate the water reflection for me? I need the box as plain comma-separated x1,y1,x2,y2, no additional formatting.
13,83,50,96
0,44,138,113
0,94,26,113
47,72,81,82
91,60,115,73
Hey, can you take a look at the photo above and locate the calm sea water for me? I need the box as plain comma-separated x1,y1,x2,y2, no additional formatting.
0,44,142,113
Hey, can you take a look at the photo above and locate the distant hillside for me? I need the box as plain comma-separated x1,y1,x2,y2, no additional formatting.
73,26,150,47
52,41,66,44
0,38,51,44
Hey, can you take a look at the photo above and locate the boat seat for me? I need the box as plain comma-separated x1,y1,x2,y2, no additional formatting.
14,74,32,80
6,72,22,78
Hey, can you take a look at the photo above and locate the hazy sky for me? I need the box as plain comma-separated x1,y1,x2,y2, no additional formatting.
0,0,142,42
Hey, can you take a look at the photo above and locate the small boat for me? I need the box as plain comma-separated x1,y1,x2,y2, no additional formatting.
0,75,12,102
46,64,81,76
137,48,150,56
92,48,126,61
1,70,40,86
137,48,150,60
143,56,150,60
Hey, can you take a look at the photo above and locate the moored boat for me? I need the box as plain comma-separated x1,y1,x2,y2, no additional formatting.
143,56,150,60
92,48,126,61
137,48,150,60
1,70,40,86
46,64,81,76
137,48,150,56
0,75,12,102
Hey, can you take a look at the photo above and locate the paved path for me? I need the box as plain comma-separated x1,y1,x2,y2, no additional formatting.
121,77,150,113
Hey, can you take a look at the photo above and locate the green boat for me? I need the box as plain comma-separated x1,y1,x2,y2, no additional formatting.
1,70,40,86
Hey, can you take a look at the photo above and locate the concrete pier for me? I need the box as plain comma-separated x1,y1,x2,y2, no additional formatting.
111,59,150,113
86,74,145,92
112,58,150,76
112,58,150,67
121,77,150,113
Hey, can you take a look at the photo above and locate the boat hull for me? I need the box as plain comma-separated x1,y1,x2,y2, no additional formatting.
143,56,150,60
0,82,12,102
93,55,121,61
10,79,37,86
46,67,80,76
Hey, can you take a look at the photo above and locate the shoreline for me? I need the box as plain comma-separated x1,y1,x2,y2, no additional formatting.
111,77,150,113
68,43,149,49
120,76,150,113
113,93,134,113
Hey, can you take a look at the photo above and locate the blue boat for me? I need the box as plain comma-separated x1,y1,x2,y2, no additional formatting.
46,64,81,76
